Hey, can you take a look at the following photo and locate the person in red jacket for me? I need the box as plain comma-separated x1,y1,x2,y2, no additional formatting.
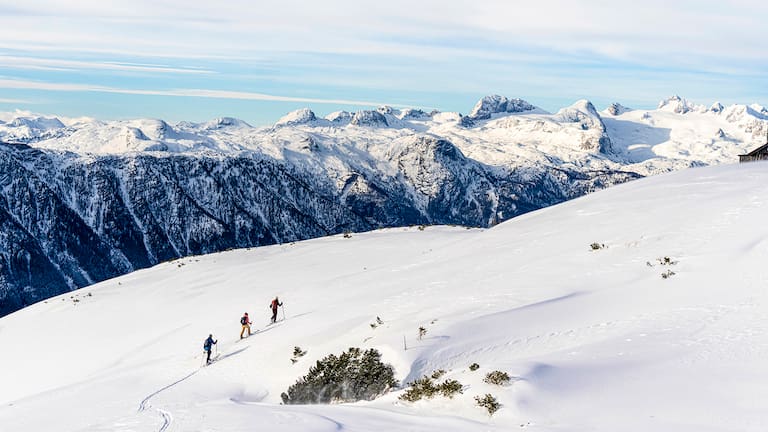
240,312,252,339
269,297,283,324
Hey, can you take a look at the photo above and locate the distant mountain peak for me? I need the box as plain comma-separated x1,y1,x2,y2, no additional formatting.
605,103,632,116
276,108,316,126
204,117,252,129
658,96,705,114
7,115,66,134
351,110,391,127
398,108,431,120
468,95,538,120
377,105,397,116
555,100,614,154
709,102,724,114
555,99,602,121
325,111,352,124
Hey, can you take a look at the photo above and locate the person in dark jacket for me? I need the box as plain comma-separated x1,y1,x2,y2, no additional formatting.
203,334,218,364
270,297,283,323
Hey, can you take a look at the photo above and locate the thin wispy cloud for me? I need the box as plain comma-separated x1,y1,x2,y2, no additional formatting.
0,78,399,107
0,56,213,74
0,98,34,104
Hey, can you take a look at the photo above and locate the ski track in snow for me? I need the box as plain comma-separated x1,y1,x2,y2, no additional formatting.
138,369,198,432
157,409,172,432
136,337,254,431
138,369,198,412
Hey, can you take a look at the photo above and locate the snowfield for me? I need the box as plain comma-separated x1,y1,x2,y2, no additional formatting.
2,161,768,431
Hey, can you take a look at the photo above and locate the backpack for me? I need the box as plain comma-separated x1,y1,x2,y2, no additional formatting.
203,339,211,351
240,316,247,325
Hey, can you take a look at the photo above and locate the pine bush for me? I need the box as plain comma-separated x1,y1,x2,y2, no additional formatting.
475,393,501,415
281,347,397,404
483,370,511,386
439,379,463,398
399,372,464,402
399,376,438,402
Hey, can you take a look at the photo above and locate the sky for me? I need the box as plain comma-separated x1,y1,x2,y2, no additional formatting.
0,0,766,125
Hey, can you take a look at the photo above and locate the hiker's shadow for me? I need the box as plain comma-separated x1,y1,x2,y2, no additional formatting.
289,311,312,319
253,323,284,334
219,346,248,361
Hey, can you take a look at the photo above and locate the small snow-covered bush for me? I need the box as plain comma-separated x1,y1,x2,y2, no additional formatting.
399,376,438,402
590,242,606,250
661,270,676,279
281,347,397,404
483,371,511,386
475,393,501,415
293,346,307,358
657,256,677,265
469,363,480,371
399,372,464,402
291,346,307,363
439,379,463,398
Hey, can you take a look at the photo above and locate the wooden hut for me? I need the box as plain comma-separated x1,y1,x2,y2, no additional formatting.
739,132,768,163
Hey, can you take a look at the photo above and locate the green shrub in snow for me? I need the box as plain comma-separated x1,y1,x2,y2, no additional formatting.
399,372,464,402
475,393,501,415
430,369,446,380
438,379,463,398
399,376,438,402
657,256,677,265
281,347,397,404
483,370,511,386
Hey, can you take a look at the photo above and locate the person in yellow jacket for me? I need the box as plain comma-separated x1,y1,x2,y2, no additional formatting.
240,312,252,339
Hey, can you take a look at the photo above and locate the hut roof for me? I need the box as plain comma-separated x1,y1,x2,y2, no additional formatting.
740,143,768,157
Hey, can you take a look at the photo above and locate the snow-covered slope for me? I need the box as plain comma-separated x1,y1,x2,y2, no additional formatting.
2,162,768,431
602,96,768,167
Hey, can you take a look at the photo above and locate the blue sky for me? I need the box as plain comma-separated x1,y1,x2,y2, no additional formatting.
0,0,766,125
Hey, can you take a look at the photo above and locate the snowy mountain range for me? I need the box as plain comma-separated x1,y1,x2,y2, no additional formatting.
2,162,768,431
0,95,766,316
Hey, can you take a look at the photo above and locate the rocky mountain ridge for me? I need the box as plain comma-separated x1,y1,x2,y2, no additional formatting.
0,95,765,316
